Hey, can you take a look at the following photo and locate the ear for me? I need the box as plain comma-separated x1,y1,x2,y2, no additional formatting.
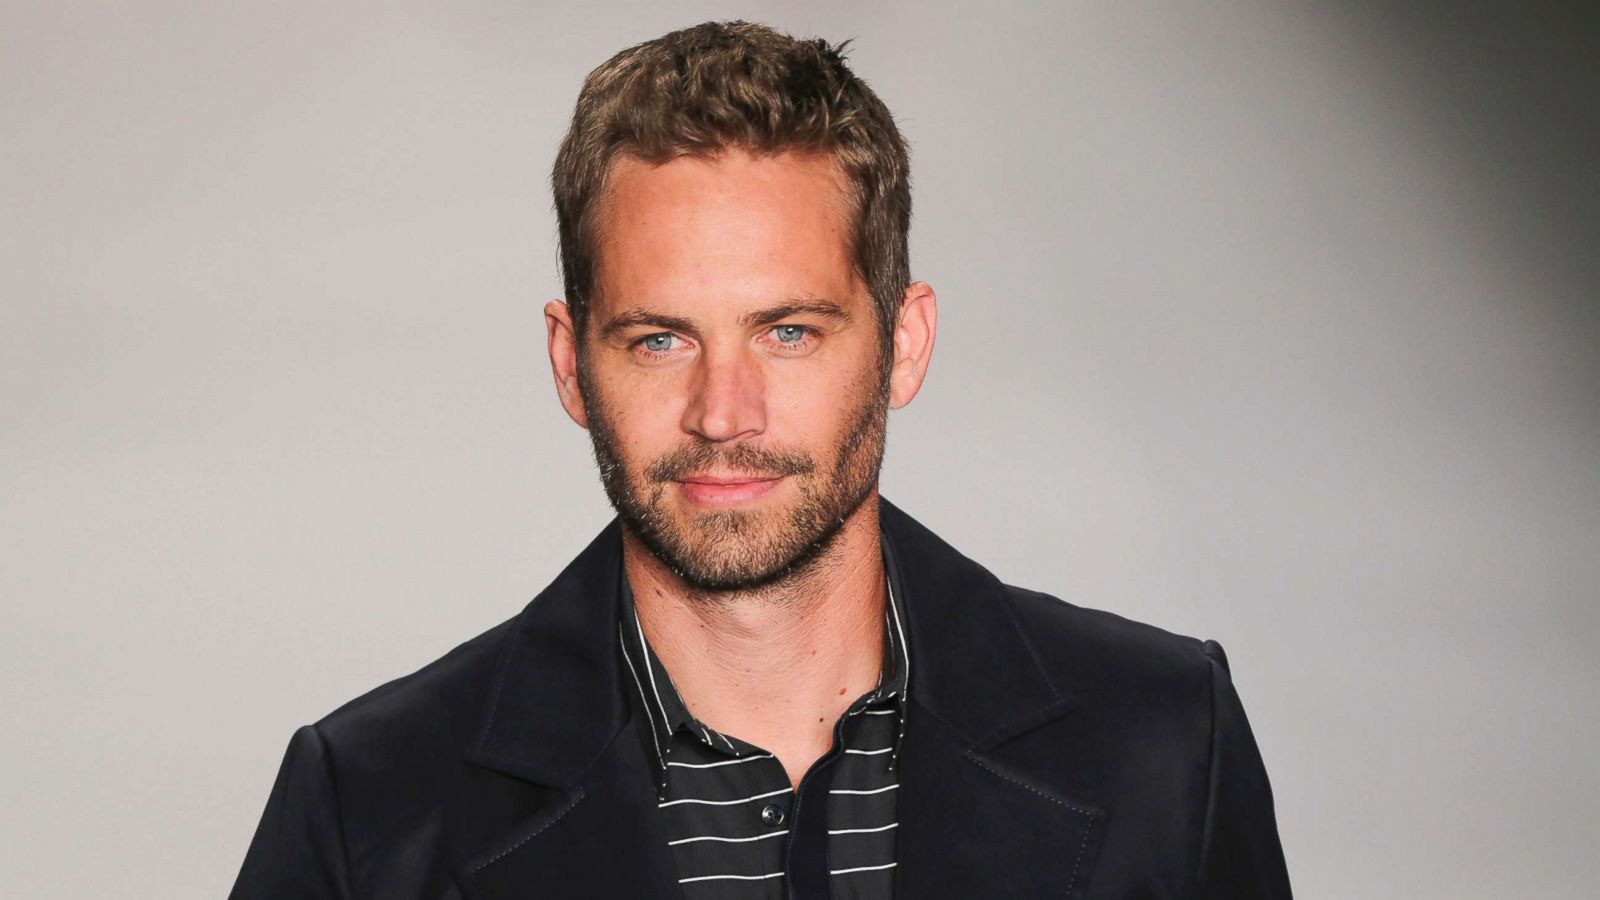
888,282,937,409
545,299,590,429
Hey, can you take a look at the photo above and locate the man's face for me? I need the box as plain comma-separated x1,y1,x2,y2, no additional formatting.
574,151,890,591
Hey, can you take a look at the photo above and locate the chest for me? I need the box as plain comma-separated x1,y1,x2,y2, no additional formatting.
653,705,902,899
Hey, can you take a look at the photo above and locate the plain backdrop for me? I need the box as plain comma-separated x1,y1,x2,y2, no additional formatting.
3,2,1597,897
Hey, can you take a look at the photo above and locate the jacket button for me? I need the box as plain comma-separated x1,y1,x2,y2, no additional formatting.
760,803,786,826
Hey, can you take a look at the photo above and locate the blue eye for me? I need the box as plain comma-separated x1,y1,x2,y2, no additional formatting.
774,325,808,343
641,333,675,352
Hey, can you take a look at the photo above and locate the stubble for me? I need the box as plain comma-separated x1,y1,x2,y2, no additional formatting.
579,353,890,594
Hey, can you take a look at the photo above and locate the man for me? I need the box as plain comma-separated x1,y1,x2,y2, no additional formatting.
232,21,1291,899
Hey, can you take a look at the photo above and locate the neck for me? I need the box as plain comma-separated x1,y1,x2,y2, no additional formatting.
622,492,886,786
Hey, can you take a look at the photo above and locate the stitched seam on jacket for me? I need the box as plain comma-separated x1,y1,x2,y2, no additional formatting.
998,588,1064,704
309,724,357,898
1194,642,1222,892
968,755,1094,892
465,789,586,875
474,619,522,752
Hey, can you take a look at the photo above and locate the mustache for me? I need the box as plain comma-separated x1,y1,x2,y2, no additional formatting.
645,441,817,483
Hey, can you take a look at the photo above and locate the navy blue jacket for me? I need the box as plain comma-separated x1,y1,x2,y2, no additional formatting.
231,499,1291,898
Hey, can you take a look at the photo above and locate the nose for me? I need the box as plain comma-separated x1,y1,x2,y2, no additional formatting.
681,344,766,444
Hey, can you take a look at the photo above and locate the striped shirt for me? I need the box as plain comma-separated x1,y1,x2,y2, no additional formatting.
617,541,911,900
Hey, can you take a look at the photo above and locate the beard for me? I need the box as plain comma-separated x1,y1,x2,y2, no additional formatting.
579,358,890,593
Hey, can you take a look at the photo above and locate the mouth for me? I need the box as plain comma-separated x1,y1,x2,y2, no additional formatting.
672,472,787,507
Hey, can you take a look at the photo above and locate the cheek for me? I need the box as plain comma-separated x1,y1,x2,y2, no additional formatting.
769,363,874,438
594,369,688,456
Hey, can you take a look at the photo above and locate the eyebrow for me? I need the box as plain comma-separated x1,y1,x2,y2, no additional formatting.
597,299,852,341
739,300,851,328
597,308,696,342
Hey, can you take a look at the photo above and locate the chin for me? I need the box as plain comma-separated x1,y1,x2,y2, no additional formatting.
668,513,809,588
646,485,868,593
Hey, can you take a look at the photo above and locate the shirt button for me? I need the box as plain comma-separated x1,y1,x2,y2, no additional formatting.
760,803,786,827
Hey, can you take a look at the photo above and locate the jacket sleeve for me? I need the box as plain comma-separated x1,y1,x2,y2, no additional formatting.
1196,640,1293,899
230,724,355,900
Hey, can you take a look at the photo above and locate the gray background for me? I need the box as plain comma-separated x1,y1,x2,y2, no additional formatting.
3,2,1596,897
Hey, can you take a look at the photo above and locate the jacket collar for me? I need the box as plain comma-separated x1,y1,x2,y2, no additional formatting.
466,514,630,787
876,499,1079,747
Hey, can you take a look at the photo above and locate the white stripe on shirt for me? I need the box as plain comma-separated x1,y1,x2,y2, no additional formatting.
659,787,791,808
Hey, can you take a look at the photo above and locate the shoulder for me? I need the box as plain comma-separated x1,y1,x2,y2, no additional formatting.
309,615,516,765
1001,583,1224,703
995,583,1235,797
879,496,1225,707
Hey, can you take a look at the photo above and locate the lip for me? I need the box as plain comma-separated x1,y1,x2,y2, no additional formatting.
673,473,786,506
677,472,783,486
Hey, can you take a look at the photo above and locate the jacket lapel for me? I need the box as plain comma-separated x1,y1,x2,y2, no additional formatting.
453,520,681,899
882,500,1107,897
455,718,682,898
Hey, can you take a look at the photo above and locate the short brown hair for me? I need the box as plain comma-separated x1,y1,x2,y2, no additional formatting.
552,21,911,359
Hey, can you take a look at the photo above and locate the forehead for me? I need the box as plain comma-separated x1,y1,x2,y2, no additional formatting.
591,150,862,318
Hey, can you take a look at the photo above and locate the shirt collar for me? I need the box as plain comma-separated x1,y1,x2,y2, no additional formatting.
616,530,913,794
